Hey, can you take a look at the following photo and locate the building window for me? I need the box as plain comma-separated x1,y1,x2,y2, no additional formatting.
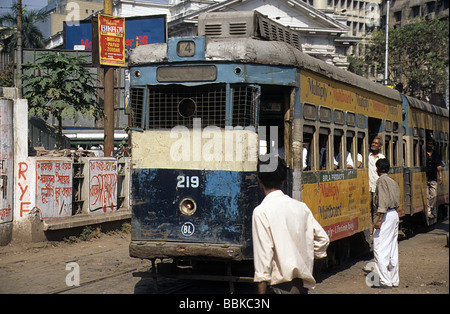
410,5,420,18
426,1,436,14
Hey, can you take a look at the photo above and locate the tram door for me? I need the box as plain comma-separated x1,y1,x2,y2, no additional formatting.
258,85,292,195
368,117,382,145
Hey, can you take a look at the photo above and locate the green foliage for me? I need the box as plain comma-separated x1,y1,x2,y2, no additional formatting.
21,52,104,148
0,2,46,56
347,55,366,77
0,62,14,87
352,18,449,100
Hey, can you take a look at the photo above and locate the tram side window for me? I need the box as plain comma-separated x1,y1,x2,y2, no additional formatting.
333,129,344,170
413,139,425,167
443,142,449,166
403,139,407,167
392,136,399,166
357,132,365,168
385,135,391,162
413,140,418,166
419,140,425,166
303,126,314,171
319,128,330,170
346,131,355,169
438,140,448,166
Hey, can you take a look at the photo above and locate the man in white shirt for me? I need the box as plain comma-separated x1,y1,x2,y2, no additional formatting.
368,136,385,229
373,158,400,288
334,151,354,169
252,157,330,294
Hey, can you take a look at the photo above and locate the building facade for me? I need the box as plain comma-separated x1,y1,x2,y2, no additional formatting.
381,0,449,28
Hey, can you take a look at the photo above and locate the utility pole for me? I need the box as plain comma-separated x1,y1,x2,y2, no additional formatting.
384,0,390,86
103,0,115,157
16,0,22,98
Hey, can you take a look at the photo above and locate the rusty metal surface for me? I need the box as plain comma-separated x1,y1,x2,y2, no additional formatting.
129,240,246,261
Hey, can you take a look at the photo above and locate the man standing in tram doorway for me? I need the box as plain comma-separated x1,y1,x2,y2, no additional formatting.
373,158,400,288
369,136,385,230
426,139,443,219
252,156,330,294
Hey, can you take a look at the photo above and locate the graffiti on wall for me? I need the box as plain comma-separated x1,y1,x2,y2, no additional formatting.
1,102,13,223
0,159,13,223
16,160,34,218
89,160,117,214
36,159,73,219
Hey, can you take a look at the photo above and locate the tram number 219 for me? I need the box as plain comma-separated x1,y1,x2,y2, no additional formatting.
177,175,199,188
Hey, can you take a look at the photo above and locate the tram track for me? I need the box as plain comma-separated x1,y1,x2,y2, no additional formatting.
43,267,139,294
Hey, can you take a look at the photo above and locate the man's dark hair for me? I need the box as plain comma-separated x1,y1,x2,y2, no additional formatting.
257,156,287,189
375,158,390,174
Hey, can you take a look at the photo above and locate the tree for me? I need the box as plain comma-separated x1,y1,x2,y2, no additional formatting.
0,62,14,87
21,52,104,148
351,18,449,102
0,2,47,56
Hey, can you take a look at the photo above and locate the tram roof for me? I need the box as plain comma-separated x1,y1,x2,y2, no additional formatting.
130,37,403,102
404,95,449,117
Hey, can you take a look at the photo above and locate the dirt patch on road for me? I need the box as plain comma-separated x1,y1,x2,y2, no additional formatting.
312,219,449,294
0,220,448,294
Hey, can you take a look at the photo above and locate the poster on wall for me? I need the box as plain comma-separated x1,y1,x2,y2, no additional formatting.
88,159,118,214
97,15,125,67
36,159,73,219
64,15,166,51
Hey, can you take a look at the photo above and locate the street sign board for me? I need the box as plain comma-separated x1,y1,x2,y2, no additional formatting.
98,15,125,67
64,15,167,51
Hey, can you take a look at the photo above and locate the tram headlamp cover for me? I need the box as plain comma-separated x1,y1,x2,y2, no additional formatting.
178,98,197,118
179,198,197,216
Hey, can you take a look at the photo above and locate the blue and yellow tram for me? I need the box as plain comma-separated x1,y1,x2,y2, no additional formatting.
128,12,449,271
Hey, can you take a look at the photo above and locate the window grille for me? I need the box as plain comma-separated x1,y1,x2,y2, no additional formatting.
147,84,226,129
232,85,258,127
130,88,145,128
131,84,259,130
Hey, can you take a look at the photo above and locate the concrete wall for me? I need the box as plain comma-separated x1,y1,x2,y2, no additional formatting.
0,99,14,245
0,90,132,246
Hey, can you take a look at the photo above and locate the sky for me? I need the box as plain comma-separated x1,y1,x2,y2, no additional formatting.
0,1,170,17
0,0,48,16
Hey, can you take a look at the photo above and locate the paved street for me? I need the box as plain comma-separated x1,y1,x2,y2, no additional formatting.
0,219,448,294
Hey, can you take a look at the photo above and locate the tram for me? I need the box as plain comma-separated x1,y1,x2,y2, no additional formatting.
401,95,449,225
128,11,449,274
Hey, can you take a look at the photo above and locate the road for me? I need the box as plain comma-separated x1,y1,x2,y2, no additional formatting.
0,219,448,294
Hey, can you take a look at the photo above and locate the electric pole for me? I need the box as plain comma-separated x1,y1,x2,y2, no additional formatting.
103,0,115,157
16,0,22,98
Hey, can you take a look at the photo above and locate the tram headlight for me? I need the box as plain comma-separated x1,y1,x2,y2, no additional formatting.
179,198,197,216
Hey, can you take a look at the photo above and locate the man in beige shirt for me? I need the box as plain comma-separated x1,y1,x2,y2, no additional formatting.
252,156,330,294
369,136,385,229
373,158,400,288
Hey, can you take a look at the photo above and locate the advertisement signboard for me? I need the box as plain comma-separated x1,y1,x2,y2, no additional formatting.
98,15,125,67
64,15,167,51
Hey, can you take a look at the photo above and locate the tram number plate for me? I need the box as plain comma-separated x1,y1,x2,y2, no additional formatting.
177,175,199,188
177,41,195,57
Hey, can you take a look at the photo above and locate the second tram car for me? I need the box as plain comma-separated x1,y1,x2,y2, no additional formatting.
128,11,449,279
